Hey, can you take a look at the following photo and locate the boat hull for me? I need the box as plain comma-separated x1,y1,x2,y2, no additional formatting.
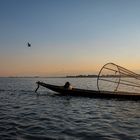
36,82,140,100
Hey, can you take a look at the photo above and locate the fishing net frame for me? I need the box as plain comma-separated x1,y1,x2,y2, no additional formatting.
97,63,140,93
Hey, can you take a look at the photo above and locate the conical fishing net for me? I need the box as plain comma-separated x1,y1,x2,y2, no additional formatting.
97,63,140,93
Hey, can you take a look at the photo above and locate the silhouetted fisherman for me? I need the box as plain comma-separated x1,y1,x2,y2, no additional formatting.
64,82,73,90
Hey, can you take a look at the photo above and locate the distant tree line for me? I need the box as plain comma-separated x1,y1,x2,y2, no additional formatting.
66,75,98,78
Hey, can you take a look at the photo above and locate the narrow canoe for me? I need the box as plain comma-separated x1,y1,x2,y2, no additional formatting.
36,81,140,100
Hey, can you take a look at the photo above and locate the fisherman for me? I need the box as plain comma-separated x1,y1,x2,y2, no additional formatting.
64,82,72,90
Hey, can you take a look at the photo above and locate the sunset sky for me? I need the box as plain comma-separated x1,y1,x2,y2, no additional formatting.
1,0,140,77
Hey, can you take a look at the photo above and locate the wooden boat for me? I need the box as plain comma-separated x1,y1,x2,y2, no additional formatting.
35,81,140,100
35,63,140,100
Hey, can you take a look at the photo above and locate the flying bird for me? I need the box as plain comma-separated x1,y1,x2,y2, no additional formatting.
27,42,31,47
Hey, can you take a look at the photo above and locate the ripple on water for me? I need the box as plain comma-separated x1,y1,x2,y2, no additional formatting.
0,78,140,140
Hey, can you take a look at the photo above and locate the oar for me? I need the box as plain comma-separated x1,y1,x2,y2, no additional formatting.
35,81,40,92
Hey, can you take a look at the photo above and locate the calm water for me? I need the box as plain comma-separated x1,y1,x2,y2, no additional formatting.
0,78,139,140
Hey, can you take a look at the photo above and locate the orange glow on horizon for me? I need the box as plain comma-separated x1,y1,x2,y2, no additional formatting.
0,61,100,77
1,52,140,77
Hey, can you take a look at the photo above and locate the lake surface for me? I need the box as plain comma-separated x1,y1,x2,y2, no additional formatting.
0,77,139,140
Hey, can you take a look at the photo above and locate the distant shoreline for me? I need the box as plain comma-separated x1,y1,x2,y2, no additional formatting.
0,74,136,78
0,75,98,78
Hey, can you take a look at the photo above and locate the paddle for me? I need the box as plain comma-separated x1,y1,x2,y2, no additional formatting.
35,81,40,92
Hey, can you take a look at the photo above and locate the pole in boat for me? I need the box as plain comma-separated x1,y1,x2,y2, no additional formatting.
35,81,40,92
